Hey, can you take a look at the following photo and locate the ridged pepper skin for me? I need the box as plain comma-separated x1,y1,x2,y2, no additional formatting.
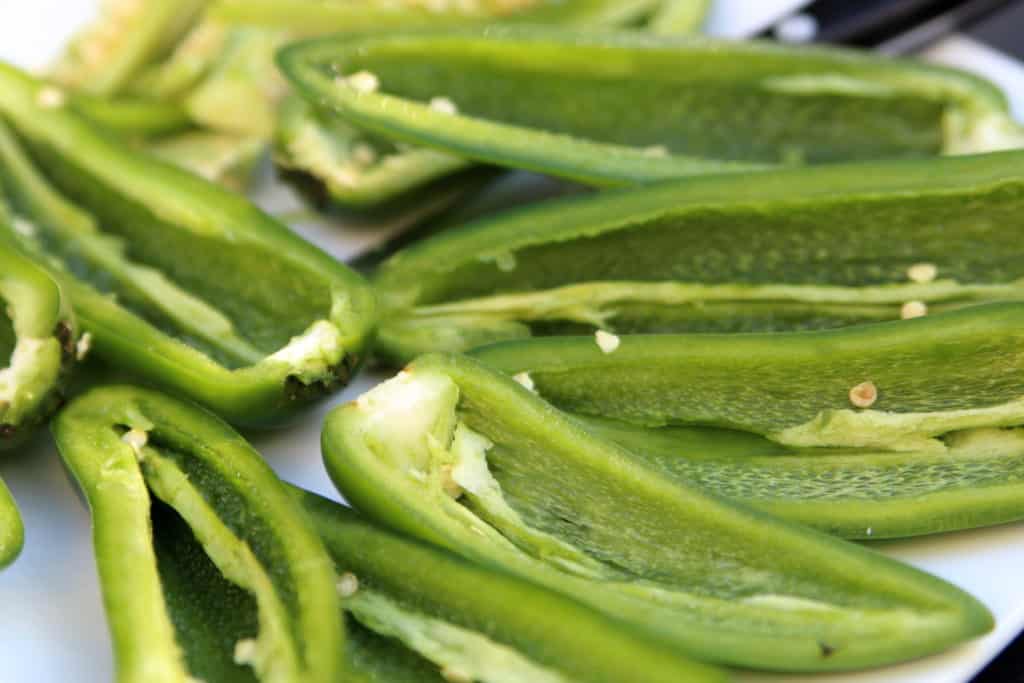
322,353,993,672
370,148,1024,363
473,303,1024,539
0,62,376,427
279,27,1022,187
52,386,344,683
296,488,727,683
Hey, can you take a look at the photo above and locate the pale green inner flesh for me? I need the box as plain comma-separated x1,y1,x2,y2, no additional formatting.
279,96,468,205
338,36,1012,163
358,371,950,649
583,417,1024,504
383,184,1024,345
0,290,61,427
348,589,573,683
0,120,337,370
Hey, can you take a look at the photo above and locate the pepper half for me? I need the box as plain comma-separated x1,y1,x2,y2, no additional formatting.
322,353,993,671
270,1,705,211
371,148,1024,362
296,488,726,683
473,303,1024,539
51,385,344,683
0,220,77,450
0,63,375,426
278,27,1022,188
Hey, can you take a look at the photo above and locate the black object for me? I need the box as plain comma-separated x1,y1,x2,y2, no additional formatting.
761,0,1021,55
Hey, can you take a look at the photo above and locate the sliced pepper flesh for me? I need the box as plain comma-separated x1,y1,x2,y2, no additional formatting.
270,1,687,210
560,414,1024,540
372,148,1024,362
51,385,344,683
0,63,375,426
296,488,726,683
472,303,1024,450
322,353,993,672
279,27,1023,187
0,212,77,448
50,0,211,96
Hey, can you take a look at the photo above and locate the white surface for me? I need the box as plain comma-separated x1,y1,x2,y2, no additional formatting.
2,2,1024,682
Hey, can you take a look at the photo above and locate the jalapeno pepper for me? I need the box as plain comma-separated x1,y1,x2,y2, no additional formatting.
322,353,993,671
472,304,1024,539
51,0,211,97
297,488,726,683
52,385,344,683
279,27,1022,188
0,63,375,426
371,148,1024,362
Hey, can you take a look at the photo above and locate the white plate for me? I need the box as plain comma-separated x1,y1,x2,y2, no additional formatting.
2,2,1023,681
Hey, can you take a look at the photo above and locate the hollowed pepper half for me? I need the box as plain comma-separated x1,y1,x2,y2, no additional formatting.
52,385,344,683
473,303,1024,539
371,148,1024,363
0,62,375,426
322,353,993,672
278,27,1022,188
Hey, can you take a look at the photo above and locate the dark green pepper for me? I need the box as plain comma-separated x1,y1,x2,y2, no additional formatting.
279,27,1022,187
322,353,993,671
371,148,1024,362
297,488,726,683
52,385,344,683
0,63,375,426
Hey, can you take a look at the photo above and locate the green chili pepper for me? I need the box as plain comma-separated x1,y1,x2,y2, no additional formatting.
0,216,77,449
371,148,1024,362
279,27,1023,187
52,385,344,683
271,1,695,211
0,64,375,426
0,208,75,568
322,353,993,671
296,488,726,683
472,303,1024,452
50,0,211,97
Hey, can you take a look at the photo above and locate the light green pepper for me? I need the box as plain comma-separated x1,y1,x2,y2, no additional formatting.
279,27,1022,187
0,63,375,426
322,353,993,672
371,148,1024,362
52,385,344,683
50,0,211,96
472,304,1024,539
298,488,726,683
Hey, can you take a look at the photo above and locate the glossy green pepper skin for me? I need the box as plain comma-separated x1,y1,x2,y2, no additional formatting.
296,488,726,683
0,63,375,427
279,27,1021,187
473,305,1024,539
322,353,993,672
0,232,77,451
270,1,697,211
52,386,344,683
371,149,1024,363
